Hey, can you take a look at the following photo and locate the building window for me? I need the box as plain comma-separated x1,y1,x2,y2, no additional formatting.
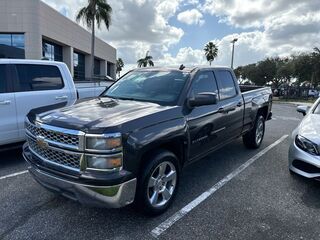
0,33,25,59
74,51,85,81
94,58,100,76
42,40,63,62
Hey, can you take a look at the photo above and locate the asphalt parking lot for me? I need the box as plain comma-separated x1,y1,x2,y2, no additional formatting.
1,103,320,240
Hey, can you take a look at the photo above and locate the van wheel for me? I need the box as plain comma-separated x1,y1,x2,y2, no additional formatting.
136,150,179,216
243,115,265,149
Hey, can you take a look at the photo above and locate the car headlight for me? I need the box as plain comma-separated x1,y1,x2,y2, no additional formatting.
86,154,122,170
86,133,122,151
295,135,319,155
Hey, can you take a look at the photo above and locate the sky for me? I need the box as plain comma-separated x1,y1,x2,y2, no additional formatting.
42,0,320,74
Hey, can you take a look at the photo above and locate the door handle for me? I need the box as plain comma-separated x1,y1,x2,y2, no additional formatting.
55,95,68,100
218,106,236,113
237,102,243,107
0,100,11,105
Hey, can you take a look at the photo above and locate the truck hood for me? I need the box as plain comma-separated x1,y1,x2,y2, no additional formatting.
298,114,320,146
33,97,181,133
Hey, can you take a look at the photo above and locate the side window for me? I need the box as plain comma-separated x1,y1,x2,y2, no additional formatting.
190,71,218,96
0,65,7,93
15,64,64,92
215,70,237,100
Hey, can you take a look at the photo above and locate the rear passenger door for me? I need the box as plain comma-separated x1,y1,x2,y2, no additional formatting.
0,64,19,145
12,64,72,138
214,69,244,142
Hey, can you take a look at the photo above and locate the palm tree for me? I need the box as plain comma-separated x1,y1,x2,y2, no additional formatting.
76,0,112,79
204,42,218,66
116,58,124,78
137,51,154,67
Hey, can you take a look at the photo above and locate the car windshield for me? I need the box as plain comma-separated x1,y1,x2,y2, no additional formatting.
103,70,190,105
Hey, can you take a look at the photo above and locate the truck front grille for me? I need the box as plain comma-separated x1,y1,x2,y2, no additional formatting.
27,137,81,171
25,121,80,148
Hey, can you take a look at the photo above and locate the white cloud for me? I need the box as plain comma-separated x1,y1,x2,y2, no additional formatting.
177,9,205,26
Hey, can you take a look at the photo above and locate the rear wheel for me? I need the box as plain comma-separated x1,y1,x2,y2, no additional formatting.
136,150,179,216
243,115,265,149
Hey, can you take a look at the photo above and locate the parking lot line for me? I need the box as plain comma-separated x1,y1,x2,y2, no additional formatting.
0,170,28,180
151,135,289,238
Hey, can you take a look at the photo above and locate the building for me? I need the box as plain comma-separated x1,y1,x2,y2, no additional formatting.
0,0,116,79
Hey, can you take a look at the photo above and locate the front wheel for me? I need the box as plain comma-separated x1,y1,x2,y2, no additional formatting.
136,150,179,215
243,115,265,149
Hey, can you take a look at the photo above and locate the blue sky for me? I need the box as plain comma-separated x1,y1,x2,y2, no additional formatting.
43,0,320,73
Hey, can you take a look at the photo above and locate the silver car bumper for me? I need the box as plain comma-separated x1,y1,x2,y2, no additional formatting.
289,140,320,178
23,147,137,208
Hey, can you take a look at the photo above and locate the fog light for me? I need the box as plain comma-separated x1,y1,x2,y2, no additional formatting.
86,154,122,170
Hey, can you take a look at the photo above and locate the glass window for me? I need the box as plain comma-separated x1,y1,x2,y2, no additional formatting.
103,70,189,105
190,71,218,96
74,52,85,81
0,34,11,46
215,70,237,100
15,64,64,92
12,34,25,49
42,40,63,62
0,65,7,93
94,58,100,76
0,33,25,59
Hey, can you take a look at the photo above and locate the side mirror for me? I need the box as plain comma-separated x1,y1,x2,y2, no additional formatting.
188,93,218,108
297,105,309,116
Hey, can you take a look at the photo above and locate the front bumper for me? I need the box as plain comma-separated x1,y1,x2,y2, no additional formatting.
289,140,320,179
23,145,137,208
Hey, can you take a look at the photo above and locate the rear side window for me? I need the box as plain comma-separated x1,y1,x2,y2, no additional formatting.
15,64,64,92
215,70,237,100
190,71,218,96
0,65,7,93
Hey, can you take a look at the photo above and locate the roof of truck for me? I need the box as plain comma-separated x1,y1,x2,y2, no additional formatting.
133,65,232,73
0,59,67,67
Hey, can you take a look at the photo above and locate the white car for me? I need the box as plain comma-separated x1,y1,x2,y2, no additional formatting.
0,59,113,146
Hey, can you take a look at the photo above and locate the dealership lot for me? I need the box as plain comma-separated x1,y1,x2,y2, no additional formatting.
1,103,320,240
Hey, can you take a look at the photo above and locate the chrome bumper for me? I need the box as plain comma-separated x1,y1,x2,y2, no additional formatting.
23,146,137,208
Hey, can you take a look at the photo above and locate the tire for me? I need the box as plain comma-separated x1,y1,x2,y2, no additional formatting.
243,115,265,149
136,150,180,216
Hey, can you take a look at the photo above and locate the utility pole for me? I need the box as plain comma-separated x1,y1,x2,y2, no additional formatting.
230,38,238,69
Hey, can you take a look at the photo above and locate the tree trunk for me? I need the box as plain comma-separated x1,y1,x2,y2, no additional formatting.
90,17,95,80
210,61,212,66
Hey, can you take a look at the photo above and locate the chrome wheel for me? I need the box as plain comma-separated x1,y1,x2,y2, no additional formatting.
147,161,177,208
255,118,264,145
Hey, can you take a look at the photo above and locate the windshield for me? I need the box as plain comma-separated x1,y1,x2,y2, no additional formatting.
103,70,190,105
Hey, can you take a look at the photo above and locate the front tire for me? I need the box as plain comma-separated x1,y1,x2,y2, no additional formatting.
136,150,180,216
243,115,265,149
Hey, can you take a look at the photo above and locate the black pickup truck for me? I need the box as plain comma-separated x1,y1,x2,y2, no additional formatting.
23,67,272,215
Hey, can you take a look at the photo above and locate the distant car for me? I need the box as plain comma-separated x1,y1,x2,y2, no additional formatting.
308,89,318,98
289,98,320,178
0,59,112,146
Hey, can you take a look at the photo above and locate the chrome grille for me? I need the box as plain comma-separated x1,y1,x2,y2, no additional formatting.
25,121,80,148
27,137,81,170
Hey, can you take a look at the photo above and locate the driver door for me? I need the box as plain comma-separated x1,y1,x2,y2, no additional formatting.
186,71,223,161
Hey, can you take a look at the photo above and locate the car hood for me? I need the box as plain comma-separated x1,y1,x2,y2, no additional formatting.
32,97,181,134
298,114,320,145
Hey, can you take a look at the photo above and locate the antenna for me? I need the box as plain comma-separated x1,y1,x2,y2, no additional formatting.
179,64,185,70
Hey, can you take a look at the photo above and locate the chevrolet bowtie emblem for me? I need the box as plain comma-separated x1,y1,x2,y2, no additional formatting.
36,136,49,149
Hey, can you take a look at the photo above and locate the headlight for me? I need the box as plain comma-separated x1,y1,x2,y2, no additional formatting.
86,154,122,170
86,133,122,151
295,135,319,155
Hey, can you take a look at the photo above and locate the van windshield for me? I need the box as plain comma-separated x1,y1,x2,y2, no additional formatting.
103,70,190,105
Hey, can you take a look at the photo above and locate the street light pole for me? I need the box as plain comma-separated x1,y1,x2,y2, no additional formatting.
230,38,238,69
